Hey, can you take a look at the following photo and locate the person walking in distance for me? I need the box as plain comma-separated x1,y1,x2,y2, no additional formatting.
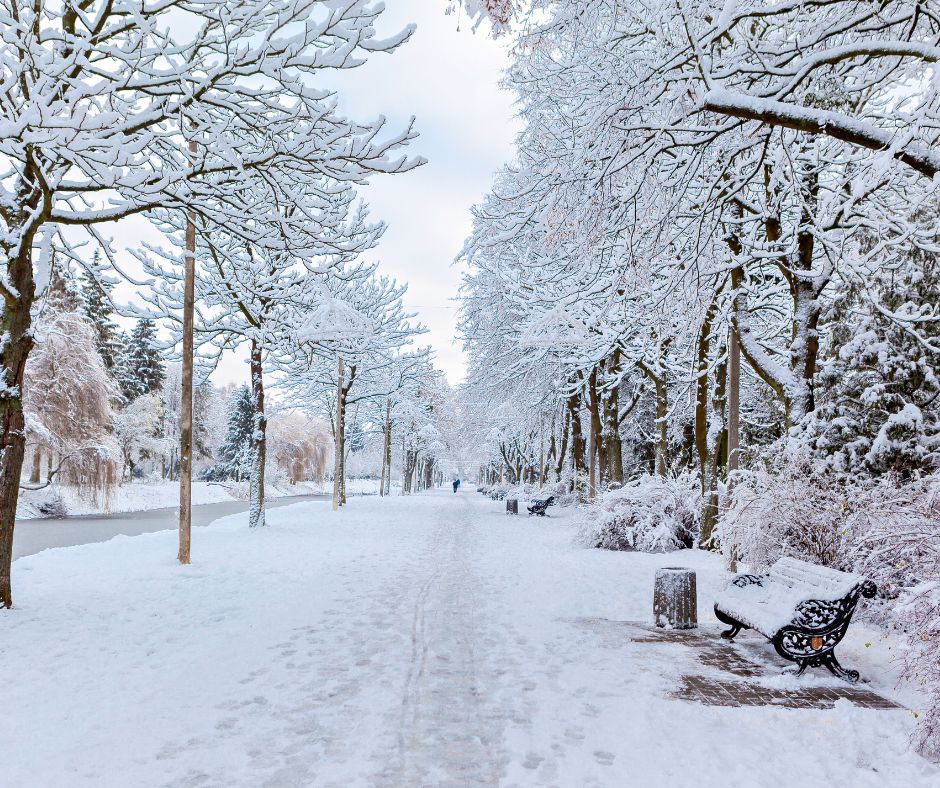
452,478,461,493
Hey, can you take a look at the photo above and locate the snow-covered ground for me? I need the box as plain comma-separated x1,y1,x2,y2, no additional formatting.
3,490,935,786
16,477,388,520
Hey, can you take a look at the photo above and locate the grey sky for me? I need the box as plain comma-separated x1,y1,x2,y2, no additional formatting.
326,4,519,385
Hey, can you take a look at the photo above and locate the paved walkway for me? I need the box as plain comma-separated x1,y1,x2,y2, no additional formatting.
2,490,934,787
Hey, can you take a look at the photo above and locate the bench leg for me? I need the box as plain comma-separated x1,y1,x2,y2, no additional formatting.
713,606,744,640
821,652,860,683
720,623,741,640
783,653,859,683
782,660,810,678
774,630,863,683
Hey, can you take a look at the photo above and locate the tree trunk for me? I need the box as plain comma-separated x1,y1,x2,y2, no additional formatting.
423,457,433,490
379,399,390,497
29,448,41,486
654,377,668,477
248,340,266,528
699,334,728,548
403,448,416,494
332,357,344,511
603,355,623,486
788,165,822,419
726,326,742,571
1,169,44,608
727,328,741,477
567,390,586,493
555,406,569,482
0,315,33,609
587,367,606,491
694,302,717,496
384,413,392,496
638,358,669,478
587,418,596,500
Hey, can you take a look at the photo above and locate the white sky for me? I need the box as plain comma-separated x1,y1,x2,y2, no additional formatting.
327,4,520,386
110,3,519,389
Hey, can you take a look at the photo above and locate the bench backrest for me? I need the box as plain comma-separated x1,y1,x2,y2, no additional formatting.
766,557,863,601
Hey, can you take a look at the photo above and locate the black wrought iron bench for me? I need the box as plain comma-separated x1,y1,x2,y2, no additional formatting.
527,496,555,517
713,557,876,683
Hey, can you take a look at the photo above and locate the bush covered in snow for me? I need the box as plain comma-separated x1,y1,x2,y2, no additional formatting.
719,456,940,590
579,473,699,552
719,456,940,757
900,582,940,760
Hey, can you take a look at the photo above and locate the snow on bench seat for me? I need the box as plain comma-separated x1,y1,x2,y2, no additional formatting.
714,557,864,639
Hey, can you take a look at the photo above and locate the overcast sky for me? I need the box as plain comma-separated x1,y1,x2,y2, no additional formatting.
108,4,519,389
325,4,520,385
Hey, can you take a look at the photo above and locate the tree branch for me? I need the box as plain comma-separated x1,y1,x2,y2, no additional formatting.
702,90,940,179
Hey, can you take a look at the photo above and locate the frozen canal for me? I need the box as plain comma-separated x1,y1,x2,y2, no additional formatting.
13,494,328,560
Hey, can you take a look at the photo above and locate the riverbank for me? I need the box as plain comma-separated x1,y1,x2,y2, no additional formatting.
16,478,387,521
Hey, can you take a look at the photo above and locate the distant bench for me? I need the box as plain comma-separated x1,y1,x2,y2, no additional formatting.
714,557,877,683
528,496,555,517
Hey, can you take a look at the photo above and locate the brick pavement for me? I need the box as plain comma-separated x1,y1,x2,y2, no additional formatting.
572,619,902,710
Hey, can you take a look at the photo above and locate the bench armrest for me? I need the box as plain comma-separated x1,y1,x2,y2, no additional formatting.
791,580,876,631
729,573,765,589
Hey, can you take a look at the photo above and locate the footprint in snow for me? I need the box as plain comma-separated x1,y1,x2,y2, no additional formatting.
522,752,544,770
594,750,615,766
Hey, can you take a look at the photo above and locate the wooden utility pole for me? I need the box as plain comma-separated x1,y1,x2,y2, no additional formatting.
726,326,741,571
727,328,741,477
379,398,391,497
332,357,344,511
178,140,197,565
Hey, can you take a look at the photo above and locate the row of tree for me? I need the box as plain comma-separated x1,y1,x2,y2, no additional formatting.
23,247,457,509
459,0,939,515
0,0,456,607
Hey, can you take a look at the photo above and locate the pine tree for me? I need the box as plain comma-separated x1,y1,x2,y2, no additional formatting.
80,259,120,372
208,385,254,481
45,256,81,313
346,419,366,453
797,243,940,477
120,319,165,401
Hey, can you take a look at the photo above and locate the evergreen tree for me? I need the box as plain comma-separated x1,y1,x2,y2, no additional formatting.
346,419,366,454
80,258,120,372
207,385,254,481
120,319,165,401
45,256,81,313
112,330,138,404
797,244,940,478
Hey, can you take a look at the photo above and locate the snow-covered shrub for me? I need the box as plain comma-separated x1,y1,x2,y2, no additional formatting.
541,478,578,507
579,473,699,552
719,456,854,571
721,458,940,757
900,582,940,760
721,456,940,589
852,477,940,759
36,494,67,519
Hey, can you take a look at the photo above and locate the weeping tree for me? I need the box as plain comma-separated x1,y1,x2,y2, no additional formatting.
23,266,119,507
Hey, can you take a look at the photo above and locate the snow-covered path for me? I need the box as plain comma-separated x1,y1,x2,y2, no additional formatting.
3,491,936,787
